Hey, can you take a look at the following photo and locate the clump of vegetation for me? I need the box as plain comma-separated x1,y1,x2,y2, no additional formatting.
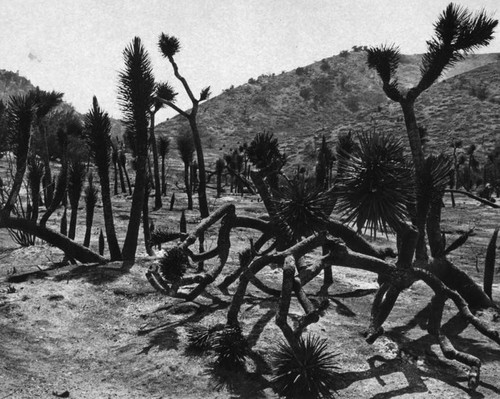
271,335,339,399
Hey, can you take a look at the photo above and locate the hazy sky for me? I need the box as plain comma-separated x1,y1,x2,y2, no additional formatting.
2,0,499,120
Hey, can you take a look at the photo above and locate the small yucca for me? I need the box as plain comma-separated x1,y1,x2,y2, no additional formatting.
186,324,224,353
212,325,248,370
159,247,190,282
272,335,339,399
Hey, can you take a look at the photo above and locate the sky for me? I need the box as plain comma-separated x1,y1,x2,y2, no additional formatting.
1,0,499,121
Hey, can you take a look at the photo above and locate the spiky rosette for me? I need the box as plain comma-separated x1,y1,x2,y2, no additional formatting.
335,131,415,236
158,33,181,58
246,131,286,171
271,335,339,399
186,324,224,353
274,178,335,240
212,325,248,370
158,247,190,282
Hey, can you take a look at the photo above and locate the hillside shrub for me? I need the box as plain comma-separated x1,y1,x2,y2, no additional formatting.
469,82,489,101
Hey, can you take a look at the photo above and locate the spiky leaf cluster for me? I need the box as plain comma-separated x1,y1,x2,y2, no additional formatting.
159,247,190,282
154,82,177,112
158,33,181,58
7,94,37,157
246,131,286,171
199,86,211,102
419,4,498,89
186,324,225,353
118,37,155,157
274,178,335,240
272,335,339,399
335,131,415,236
212,325,248,370
366,44,401,84
84,97,112,172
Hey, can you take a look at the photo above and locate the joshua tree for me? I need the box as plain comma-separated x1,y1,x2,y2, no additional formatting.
367,4,497,262
118,36,155,265
84,96,122,260
149,83,177,209
157,33,211,218
83,173,98,248
158,135,170,196
0,92,104,264
315,135,335,190
176,129,195,210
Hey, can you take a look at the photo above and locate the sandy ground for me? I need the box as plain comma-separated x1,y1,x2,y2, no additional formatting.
1,190,499,399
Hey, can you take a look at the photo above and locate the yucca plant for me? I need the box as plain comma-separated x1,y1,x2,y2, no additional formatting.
3,93,36,215
186,324,224,353
274,176,335,241
111,144,119,195
67,159,86,240
335,131,414,237
157,33,210,218
158,247,189,282
150,82,177,209
84,96,122,260
118,36,155,264
272,335,339,399
83,173,99,248
212,325,248,370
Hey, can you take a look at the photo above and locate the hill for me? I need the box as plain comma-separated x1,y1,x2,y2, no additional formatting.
0,69,35,102
155,51,500,167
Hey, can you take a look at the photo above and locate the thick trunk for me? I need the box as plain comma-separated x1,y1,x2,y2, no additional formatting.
83,207,94,247
184,163,193,210
68,205,78,240
99,170,122,260
401,99,427,262
189,116,209,218
122,152,147,264
142,188,154,256
161,156,167,196
149,113,162,210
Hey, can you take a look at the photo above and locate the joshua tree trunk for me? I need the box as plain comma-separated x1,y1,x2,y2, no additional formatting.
184,162,193,210
149,113,162,210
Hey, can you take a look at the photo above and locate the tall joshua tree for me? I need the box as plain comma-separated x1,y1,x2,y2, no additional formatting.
177,129,195,210
367,3,497,264
150,83,177,209
31,88,64,206
157,34,211,218
118,37,155,265
84,96,122,260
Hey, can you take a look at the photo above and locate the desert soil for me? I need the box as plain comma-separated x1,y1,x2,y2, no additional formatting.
1,190,499,399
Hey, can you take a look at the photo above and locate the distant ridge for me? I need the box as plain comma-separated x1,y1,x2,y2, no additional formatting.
155,51,500,167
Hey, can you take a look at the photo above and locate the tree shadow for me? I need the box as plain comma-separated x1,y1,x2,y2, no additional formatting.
335,353,497,399
205,362,271,399
52,264,125,285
